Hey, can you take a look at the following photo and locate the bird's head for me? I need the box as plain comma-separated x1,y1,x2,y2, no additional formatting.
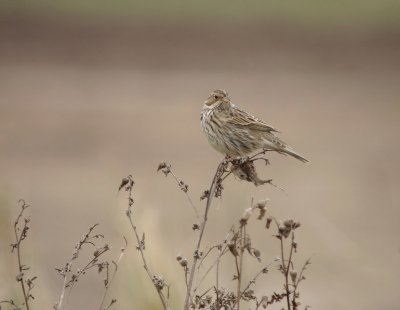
204,89,231,108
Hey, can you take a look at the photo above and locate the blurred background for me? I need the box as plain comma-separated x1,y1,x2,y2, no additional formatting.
1,0,399,309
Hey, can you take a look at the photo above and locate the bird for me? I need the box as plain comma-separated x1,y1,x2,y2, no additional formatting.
200,89,309,163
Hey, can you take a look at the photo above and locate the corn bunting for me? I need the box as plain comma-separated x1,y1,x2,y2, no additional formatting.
200,89,308,163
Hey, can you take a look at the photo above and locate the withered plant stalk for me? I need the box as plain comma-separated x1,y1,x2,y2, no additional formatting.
98,237,127,310
121,175,170,310
183,159,228,310
236,224,246,310
12,200,34,310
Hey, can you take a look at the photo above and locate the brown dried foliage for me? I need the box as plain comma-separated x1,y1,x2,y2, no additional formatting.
2,150,311,310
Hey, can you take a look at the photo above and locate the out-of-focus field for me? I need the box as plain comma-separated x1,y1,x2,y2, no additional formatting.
0,3,400,309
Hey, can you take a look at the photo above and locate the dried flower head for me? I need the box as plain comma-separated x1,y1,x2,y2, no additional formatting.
157,162,171,176
152,275,166,290
240,207,253,225
179,258,188,268
290,270,298,283
231,159,272,187
266,216,273,229
255,199,269,220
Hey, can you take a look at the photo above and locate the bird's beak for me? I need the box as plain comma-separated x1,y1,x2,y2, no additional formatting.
204,97,212,106
222,97,230,103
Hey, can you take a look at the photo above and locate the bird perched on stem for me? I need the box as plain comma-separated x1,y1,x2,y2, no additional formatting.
200,89,308,163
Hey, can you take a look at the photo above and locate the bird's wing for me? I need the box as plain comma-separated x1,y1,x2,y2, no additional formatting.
227,106,280,133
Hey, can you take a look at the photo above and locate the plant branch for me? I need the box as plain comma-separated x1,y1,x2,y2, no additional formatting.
99,237,128,310
183,159,228,310
157,162,199,219
121,175,170,310
12,199,32,310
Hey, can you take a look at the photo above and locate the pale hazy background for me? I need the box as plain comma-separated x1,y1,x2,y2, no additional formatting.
0,1,399,309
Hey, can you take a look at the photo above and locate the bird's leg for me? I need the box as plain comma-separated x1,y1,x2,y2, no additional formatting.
224,154,232,161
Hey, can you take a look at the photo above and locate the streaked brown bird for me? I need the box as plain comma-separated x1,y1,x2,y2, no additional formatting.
200,89,308,163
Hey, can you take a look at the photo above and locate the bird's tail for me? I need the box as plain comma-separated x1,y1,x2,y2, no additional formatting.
282,147,309,163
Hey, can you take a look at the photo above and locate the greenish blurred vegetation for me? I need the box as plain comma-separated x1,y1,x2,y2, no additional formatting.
1,0,400,29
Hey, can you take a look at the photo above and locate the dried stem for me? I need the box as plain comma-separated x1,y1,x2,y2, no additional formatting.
122,175,170,310
12,199,32,310
183,159,228,310
157,162,199,219
274,218,302,310
55,262,71,309
194,230,232,293
241,264,269,298
291,258,311,309
280,232,291,310
99,237,128,310
54,224,110,310
236,225,246,310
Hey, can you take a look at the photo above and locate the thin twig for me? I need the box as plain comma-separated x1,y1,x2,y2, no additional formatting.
240,259,277,300
195,245,229,292
194,229,232,293
291,258,311,309
280,234,291,310
169,169,199,219
157,162,199,219
55,224,108,310
236,225,246,310
99,237,128,310
122,175,170,310
12,200,31,310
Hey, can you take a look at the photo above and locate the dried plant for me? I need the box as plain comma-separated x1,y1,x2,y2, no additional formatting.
54,224,126,310
2,149,311,310
118,150,311,310
119,175,170,310
1,201,125,310
0,199,37,310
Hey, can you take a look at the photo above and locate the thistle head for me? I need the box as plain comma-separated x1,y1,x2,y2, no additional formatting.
204,89,230,107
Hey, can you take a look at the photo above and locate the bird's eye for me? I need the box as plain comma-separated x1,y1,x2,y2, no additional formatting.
213,95,218,100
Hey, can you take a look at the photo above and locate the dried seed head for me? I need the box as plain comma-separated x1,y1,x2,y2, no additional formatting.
152,275,165,290
231,160,271,186
200,190,209,200
179,258,188,267
278,220,292,238
157,162,167,172
283,219,294,228
16,272,23,282
266,216,273,229
278,223,286,234
243,289,255,299
240,207,253,225
252,248,261,261
178,180,189,192
290,270,298,283
228,243,239,257
244,235,252,253
255,199,268,209
176,254,182,261
157,161,171,176
254,199,269,220
118,177,130,191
